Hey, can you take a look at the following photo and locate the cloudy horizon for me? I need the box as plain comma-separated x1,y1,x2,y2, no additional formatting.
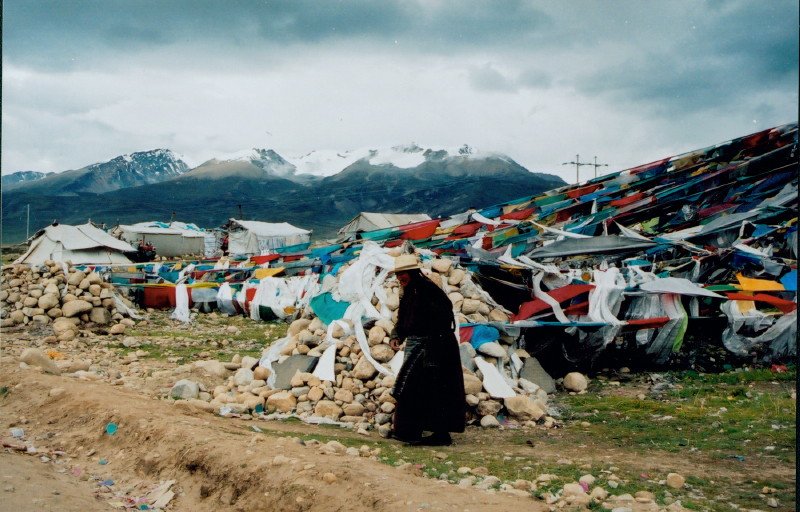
2,0,797,183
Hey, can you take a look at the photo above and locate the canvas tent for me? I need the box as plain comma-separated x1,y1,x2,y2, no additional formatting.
227,219,311,256
338,212,432,237
14,223,135,265
118,221,206,257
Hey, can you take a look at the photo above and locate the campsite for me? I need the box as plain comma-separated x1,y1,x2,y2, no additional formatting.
1,122,796,511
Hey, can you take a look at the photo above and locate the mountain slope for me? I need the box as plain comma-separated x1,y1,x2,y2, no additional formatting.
1,146,565,243
4,149,190,195
1,171,54,186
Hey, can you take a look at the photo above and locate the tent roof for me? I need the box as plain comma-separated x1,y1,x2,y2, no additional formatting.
39,223,135,252
120,222,206,237
230,219,311,237
338,212,432,234
14,223,135,265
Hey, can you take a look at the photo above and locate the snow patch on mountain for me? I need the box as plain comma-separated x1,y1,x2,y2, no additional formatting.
284,143,496,177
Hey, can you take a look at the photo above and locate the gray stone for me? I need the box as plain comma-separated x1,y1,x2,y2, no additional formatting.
233,368,254,386
266,391,297,412
477,399,502,416
37,293,59,310
352,356,377,380
504,395,545,421
459,343,476,371
62,299,92,318
169,379,200,400
480,415,500,428
519,357,556,393
89,307,112,325
19,348,61,375
563,372,588,392
272,355,319,390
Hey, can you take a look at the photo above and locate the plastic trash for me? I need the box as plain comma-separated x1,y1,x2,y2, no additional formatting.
105,423,118,435
100,479,114,486
9,428,24,438
99,459,108,465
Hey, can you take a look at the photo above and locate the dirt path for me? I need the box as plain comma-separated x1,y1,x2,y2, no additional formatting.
1,312,793,512
0,368,548,512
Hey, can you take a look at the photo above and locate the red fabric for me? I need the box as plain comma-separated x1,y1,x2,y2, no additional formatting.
458,326,474,344
627,158,670,175
453,222,482,236
400,220,440,240
512,284,596,321
566,183,602,199
609,192,647,207
698,203,737,219
282,255,305,262
625,317,670,329
562,301,589,316
500,208,536,221
251,254,280,265
725,293,797,314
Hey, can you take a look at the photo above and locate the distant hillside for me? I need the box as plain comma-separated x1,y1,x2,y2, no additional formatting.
4,149,190,196
1,171,54,186
1,145,564,243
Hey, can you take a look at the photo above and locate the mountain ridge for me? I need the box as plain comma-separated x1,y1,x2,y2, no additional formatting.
2,144,565,243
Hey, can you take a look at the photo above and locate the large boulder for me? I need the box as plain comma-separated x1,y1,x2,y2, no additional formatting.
20,348,61,375
37,293,59,310
563,372,589,392
519,357,556,393
271,355,318,390
352,357,378,380
266,391,297,412
62,299,92,318
169,379,200,400
314,400,343,419
89,307,112,325
504,395,546,421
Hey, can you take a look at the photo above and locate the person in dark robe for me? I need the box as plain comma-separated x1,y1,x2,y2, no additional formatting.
389,254,465,446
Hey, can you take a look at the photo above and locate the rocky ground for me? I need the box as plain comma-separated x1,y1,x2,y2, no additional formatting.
0,310,795,512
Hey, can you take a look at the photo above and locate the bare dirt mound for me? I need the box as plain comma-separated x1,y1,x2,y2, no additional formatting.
0,368,547,512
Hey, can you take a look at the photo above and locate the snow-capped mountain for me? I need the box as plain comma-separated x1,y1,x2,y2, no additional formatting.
1,171,54,186
4,149,190,195
285,143,502,177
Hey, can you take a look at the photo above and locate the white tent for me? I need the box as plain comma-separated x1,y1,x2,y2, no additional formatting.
14,223,135,265
337,212,432,236
118,221,206,257
227,219,311,256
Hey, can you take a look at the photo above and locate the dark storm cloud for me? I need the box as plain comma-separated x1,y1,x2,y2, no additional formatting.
573,1,798,116
3,0,549,71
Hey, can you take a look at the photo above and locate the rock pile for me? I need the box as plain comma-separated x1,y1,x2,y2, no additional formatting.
0,262,137,338
175,255,568,434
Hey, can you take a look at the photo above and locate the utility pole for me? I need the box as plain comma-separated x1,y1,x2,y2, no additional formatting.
591,156,609,179
562,154,593,184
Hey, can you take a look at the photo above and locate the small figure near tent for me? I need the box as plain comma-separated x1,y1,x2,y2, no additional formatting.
130,239,156,263
389,254,465,446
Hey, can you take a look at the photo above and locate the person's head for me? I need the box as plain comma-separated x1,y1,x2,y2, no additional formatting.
391,254,422,288
395,268,423,288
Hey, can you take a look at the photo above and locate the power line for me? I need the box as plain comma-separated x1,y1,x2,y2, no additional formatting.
562,154,594,184
590,156,609,179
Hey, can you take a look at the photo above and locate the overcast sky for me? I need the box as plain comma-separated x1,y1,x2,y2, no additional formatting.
2,0,797,183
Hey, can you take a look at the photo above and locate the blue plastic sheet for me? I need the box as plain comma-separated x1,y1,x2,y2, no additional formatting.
780,270,797,291
467,324,500,349
309,292,351,325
